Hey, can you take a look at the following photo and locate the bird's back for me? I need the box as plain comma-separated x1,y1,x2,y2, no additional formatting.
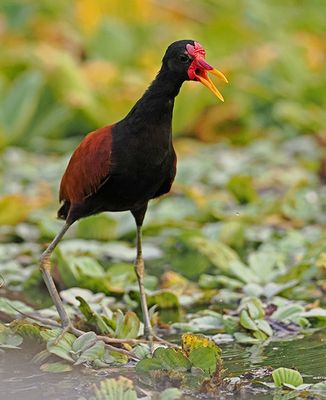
58,116,176,223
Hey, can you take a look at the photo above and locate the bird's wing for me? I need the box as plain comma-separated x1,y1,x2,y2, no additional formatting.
59,125,113,204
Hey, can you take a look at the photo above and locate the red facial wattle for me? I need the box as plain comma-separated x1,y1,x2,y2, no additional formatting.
186,42,228,102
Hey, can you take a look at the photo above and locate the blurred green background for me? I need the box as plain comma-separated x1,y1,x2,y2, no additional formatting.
1,0,325,151
0,0,325,313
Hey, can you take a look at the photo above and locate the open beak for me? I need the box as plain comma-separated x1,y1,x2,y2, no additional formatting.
186,43,228,102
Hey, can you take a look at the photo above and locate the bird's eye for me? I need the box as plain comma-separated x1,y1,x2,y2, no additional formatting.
179,54,190,63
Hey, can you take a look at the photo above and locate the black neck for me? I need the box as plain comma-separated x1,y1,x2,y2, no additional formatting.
124,68,184,127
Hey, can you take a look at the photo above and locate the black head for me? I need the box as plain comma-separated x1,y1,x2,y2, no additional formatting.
161,40,228,101
162,40,195,81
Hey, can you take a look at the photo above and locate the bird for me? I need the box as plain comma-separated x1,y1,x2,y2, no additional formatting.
40,40,228,341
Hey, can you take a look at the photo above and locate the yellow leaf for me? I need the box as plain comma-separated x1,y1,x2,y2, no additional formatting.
181,333,221,357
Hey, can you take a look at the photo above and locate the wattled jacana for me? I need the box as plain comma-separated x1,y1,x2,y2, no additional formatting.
40,40,227,340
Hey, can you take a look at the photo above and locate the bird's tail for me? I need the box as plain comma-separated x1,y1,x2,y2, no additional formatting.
57,201,70,220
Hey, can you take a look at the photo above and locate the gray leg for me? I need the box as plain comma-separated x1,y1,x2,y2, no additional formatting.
134,224,153,339
40,222,71,329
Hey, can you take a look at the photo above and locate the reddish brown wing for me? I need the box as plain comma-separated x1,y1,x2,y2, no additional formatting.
59,125,113,204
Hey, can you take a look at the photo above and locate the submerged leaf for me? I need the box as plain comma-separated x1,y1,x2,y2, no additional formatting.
40,361,73,373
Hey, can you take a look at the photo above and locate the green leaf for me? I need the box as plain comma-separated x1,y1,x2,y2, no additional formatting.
234,332,259,344
255,319,273,337
272,304,305,321
132,344,151,360
154,347,191,371
72,331,97,354
75,340,106,365
244,297,265,319
46,332,76,362
136,347,191,373
77,296,113,334
115,311,140,339
240,310,258,331
272,367,304,387
135,357,163,373
40,361,73,373
189,347,218,375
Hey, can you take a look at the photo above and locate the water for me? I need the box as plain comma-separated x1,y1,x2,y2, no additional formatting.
0,332,325,400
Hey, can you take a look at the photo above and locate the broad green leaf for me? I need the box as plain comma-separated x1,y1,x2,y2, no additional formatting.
255,320,273,337
77,296,113,334
240,310,258,331
272,367,304,387
47,332,76,362
154,347,191,371
132,344,151,360
72,331,97,354
115,311,140,339
75,340,106,365
135,357,163,373
242,297,265,319
102,349,128,365
253,330,268,340
189,347,218,375
272,304,305,321
234,332,259,344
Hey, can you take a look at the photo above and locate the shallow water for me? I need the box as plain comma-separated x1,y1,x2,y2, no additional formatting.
0,332,325,400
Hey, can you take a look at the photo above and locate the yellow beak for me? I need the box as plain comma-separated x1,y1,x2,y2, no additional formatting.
196,68,228,102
